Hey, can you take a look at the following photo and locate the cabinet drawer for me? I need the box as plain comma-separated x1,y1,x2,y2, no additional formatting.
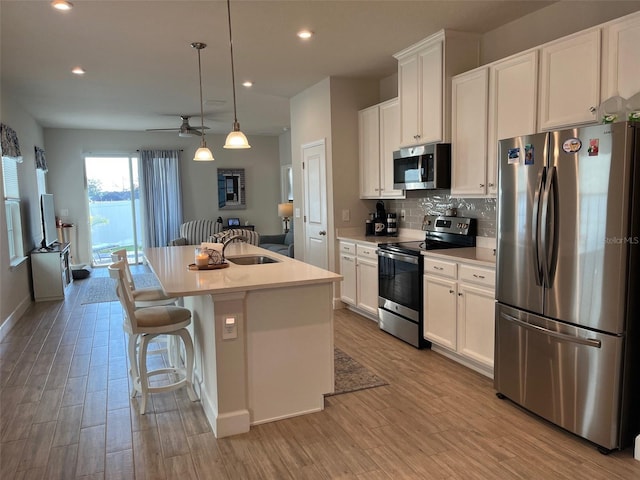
340,241,356,255
356,244,377,260
459,264,495,288
424,258,457,279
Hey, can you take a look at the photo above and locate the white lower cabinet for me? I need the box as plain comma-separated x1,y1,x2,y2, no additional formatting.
423,255,495,377
339,243,357,306
339,240,378,319
423,274,457,350
457,283,495,368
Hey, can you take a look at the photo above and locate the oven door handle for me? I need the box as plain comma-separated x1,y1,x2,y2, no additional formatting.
377,249,420,265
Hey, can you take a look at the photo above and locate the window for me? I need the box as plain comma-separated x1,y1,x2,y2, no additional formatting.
2,156,25,266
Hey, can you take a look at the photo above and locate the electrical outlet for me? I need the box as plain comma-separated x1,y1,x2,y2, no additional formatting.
342,209,350,222
400,209,406,220
222,316,237,340
295,208,301,218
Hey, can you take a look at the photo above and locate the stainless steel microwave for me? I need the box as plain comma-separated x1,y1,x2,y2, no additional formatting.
392,143,451,190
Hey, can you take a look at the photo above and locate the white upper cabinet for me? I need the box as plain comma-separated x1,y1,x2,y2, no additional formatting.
451,67,489,197
358,105,380,198
601,11,640,101
394,30,479,148
378,99,403,198
538,29,601,130
487,50,538,195
359,98,404,199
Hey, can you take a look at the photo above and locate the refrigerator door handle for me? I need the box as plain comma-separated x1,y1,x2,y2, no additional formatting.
532,167,546,286
500,312,602,348
540,166,557,288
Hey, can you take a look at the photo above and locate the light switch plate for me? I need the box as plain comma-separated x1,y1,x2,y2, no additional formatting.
342,209,350,222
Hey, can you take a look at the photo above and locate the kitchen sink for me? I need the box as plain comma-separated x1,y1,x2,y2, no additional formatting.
226,255,280,265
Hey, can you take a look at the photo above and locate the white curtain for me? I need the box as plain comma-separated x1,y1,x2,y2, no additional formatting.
139,149,183,247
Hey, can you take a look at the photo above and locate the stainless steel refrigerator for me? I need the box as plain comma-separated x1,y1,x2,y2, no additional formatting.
495,122,640,452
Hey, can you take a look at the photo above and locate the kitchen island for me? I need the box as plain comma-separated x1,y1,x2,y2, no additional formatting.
144,243,342,438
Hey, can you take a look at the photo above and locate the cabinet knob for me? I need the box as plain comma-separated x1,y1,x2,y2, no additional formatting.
479,184,485,188
458,293,463,296
449,289,455,294
488,183,494,188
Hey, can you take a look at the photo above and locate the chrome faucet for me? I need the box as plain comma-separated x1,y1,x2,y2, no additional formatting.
221,234,248,260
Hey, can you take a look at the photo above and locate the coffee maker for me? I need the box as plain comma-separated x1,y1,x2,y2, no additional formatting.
374,201,387,236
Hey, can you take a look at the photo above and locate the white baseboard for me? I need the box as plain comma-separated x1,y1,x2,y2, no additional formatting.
0,295,32,342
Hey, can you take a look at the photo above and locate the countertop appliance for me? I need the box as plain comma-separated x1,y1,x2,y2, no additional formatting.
495,122,640,452
393,143,451,190
374,200,387,236
378,215,476,348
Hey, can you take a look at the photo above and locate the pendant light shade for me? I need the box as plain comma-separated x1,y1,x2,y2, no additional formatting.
194,145,215,161
191,42,214,161
224,0,251,149
224,122,250,149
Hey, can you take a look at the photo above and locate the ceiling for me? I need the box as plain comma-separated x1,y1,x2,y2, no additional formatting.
1,0,555,137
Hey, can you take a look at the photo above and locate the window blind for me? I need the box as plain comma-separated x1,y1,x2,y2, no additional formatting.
2,157,20,199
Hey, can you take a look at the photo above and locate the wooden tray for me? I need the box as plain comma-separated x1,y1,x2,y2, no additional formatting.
187,262,229,271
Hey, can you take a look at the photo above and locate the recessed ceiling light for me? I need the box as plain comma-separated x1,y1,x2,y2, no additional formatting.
297,30,313,40
71,67,85,75
242,81,253,88
51,0,73,11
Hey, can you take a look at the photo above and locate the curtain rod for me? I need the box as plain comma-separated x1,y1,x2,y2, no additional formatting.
136,149,184,152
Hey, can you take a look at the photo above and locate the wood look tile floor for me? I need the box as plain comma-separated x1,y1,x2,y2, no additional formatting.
2,265,640,479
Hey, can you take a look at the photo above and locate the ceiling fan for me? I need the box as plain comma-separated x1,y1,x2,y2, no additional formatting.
146,115,209,137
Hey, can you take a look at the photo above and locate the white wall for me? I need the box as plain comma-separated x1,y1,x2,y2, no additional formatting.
289,76,379,273
0,93,44,336
43,128,282,266
290,78,333,263
481,1,640,64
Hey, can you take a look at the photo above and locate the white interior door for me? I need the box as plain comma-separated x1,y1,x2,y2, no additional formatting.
302,140,328,269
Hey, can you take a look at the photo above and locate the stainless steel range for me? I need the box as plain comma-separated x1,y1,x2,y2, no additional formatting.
377,215,476,348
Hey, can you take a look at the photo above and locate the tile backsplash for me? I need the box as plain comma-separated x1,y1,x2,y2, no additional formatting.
382,190,497,238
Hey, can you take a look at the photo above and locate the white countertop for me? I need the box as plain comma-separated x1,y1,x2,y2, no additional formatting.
145,244,342,297
422,247,496,267
336,231,496,267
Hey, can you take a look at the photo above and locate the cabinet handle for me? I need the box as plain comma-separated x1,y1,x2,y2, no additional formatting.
458,293,463,296
433,266,444,271
479,184,485,188
589,106,596,113
319,231,327,236
473,274,485,279
449,289,455,294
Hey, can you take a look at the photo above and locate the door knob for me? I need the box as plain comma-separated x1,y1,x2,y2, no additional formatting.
319,231,327,236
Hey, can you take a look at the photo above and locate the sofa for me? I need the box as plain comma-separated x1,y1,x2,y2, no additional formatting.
259,227,294,257
169,219,222,246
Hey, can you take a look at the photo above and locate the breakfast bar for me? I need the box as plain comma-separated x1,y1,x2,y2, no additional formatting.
144,243,341,438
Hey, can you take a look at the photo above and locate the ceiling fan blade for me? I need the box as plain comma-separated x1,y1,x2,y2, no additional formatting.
146,115,210,136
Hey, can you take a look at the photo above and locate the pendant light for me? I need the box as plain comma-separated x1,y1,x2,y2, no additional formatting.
191,42,215,161
223,0,251,149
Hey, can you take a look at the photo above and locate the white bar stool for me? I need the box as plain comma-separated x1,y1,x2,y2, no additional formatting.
110,249,178,307
110,249,180,365
109,260,197,414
